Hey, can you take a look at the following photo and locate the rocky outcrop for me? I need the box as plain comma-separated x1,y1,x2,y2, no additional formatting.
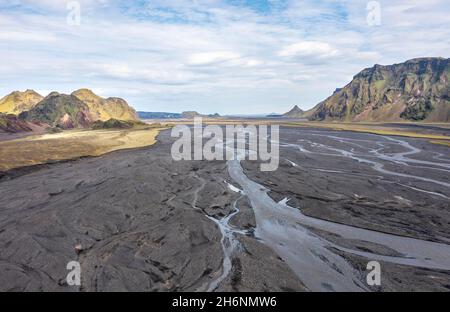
310,57,450,122
0,113,33,133
2,89,140,130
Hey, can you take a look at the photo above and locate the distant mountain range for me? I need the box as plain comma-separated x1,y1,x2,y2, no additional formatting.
138,112,182,119
0,89,138,132
1,57,448,134
284,57,450,122
138,111,220,119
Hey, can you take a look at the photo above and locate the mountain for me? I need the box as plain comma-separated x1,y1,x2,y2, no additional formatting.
72,89,138,121
15,89,139,130
19,92,94,129
0,90,43,114
309,57,450,122
0,113,33,133
283,105,304,118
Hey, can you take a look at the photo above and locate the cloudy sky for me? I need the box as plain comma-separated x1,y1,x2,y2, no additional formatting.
0,0,449,114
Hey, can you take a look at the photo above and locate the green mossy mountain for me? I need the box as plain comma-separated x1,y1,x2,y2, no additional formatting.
310,57,450,122
19,92,94,129
12,89,139,130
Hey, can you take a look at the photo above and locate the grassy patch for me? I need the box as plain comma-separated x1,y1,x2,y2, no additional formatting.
283,122,450,140
0,127,166,171
430,140,450,147
92,118,146,130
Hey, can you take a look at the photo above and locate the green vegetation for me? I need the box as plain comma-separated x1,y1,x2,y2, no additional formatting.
18,90,140,130
92,118,146,130
46,127,63,134
430,140,450,147
400,98,432,120
374,79,386,90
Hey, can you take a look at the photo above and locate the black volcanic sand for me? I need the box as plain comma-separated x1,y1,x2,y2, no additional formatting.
241,126,450,291
1,126,450,291
0,130,305,291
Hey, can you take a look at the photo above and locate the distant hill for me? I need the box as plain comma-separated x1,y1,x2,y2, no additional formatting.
283,105,304,118
181,111,202,118
266,113,283,118
0,90,43,115
180,111,220,118
138,111,182,119
309,57,450,122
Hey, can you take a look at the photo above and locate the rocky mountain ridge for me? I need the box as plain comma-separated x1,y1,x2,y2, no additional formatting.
308,57,450,122
0,89,139,131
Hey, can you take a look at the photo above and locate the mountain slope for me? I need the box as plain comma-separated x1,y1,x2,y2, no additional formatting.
72,89,138,121
283,105,304,118
0,90,43,114
19,92,94,129
310,57,450,122
0,113,33,132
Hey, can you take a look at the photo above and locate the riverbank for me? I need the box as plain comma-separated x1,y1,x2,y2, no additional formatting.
0,129,305,291
0,126,165,171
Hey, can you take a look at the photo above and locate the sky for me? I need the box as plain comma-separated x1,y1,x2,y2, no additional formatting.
0,0,449,114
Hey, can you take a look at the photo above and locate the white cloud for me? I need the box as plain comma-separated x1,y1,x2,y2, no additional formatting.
187,51,241,66
243,59,263,67
0,0,449,114
0,30,57,42
278,41,339,58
